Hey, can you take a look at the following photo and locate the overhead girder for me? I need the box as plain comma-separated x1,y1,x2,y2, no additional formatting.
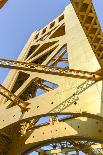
0,58,102,81
28,135,103,155
6,117,103,155
36,147,77,155
26,145,100,155
0,83,29,112
0,57,102,127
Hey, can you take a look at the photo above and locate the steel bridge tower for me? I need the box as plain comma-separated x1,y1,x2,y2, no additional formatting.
0,0,103,154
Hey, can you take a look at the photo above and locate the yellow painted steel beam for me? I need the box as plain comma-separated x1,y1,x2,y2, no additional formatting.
0,0,8,8
0,58,102,81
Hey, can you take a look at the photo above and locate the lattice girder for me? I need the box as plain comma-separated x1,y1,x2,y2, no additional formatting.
0,0,103,154
70,0,103,67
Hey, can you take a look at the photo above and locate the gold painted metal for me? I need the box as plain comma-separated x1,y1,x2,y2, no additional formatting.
0,0,103,154
0,58,101,81
0,0,8,8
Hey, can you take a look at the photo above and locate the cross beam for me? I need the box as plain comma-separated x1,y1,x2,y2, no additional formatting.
0,58,102,81
0,84,29,112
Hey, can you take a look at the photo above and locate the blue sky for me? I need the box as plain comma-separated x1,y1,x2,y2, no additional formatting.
0,0,103,154
0,0,69,83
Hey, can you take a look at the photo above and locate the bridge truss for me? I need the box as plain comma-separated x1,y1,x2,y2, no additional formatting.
0,0,103,154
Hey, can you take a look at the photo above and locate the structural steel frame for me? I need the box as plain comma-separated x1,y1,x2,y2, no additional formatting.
0,0,103,154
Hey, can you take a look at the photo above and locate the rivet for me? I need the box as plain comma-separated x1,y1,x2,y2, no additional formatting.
99,129,102,133
74,102,77,105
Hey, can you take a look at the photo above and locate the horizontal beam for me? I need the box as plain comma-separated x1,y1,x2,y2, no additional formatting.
0,58,102,81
